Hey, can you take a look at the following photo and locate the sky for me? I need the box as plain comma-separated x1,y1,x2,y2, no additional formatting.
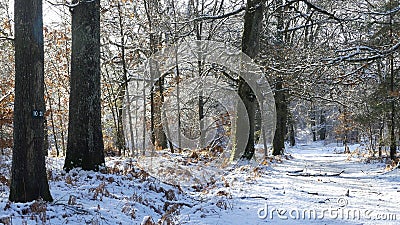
8,0,66,25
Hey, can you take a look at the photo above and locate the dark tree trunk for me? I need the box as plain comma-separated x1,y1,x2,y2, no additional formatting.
388,1,397,160
272,77,287,155
116,90,126,156
319,110,326,141
289,123,295,147
234,0,263,160
288,114,295,147
379,120,384,158
199,89,206,148
64,0,104,172
116,2,126,157
150,76,168,150
343,107,350,154
271,0,288,156
310,103,317,142
10,0,53,202
149,57,167,151
389,55,396,160
146,0,167,151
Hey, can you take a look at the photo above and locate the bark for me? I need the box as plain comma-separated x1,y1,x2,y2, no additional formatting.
10,0,53,202
64,0,105,172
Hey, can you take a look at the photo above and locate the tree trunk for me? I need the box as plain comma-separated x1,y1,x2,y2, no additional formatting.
288,114,295,147
388,0,397,160
310,102,317,142
116,2,127,156
319,110,326,141
271,0,288,156
379,120,384,158
10,0,53,202
343,107,350,154
389,53,396,159
64,0,104,172
289,123,295,147
234,0,263,160
272,77,287,155
116,87,126,156
146,0,168,151
150,75,168,150
43,118,49,156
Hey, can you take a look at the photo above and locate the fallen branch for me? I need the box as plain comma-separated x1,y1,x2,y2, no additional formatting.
164,201,193,208
0,90,13,104
287,170,344,177
285,169,304,174
300,190,319,195
51,203,91,215
240,196,268,200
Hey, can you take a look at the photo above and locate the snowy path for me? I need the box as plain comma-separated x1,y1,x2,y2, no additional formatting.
1,143,399,224
180,143,400,225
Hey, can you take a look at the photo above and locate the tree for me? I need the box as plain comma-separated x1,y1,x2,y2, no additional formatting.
234,0,264,160
64,0,104,172
9,0,52,202
271,0,288,156
145,0,168,151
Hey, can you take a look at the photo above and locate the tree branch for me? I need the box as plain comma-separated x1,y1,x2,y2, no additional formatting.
323,41,400,63
0,36,14,41
46,0,95,9
285,0,342,21
173,5,246,24
367,5,400,16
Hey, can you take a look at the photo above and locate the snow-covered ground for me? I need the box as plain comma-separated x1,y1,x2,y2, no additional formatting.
0,142,399,224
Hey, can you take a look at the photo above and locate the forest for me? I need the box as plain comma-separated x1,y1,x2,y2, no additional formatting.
0,0,399,224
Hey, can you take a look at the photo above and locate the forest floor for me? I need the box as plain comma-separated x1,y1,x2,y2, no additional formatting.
0,142,399,225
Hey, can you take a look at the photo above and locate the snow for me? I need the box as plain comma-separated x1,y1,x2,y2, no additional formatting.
1,142,399,224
